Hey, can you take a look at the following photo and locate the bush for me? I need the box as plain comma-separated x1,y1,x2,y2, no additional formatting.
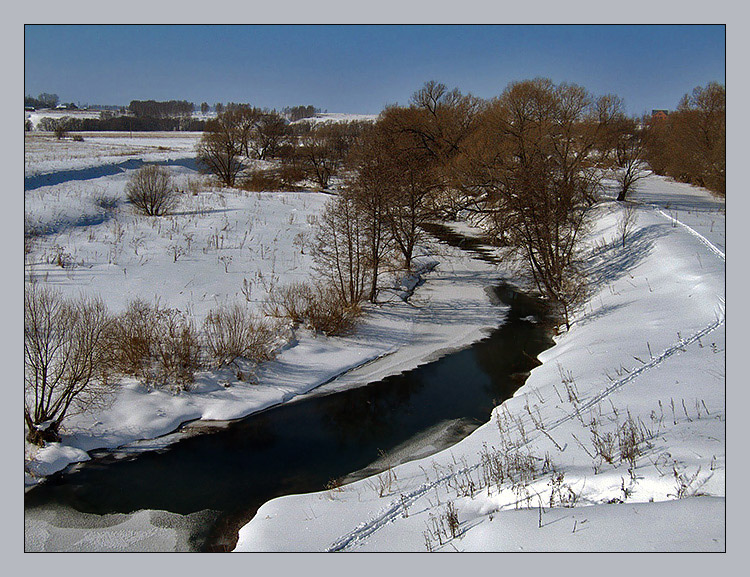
240,170,288,192
54,123,69,140
126,164,179,216
110,300,200,391
305,283,361,336
202,303,276,368
267,281,360,336
265,282,315,324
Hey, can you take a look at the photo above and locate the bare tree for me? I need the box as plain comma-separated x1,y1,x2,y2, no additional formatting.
295,122,362,190
126,164,179,216
612,117,650,201
462,79,617,327
346,124,396,302
24,286,113,445
224,105,263,157
617,202,638,248
249,111,290,160
313,195,370,307
197,115,244,187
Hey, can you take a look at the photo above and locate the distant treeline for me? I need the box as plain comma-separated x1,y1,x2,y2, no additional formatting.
283,105,320,121
36,115,209,132
25,92,60,109
128,100,195,118
643,83,725,195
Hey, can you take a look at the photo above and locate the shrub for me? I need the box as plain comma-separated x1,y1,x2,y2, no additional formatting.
202,303,276,368
125,164,179,216
110,300,200,391
266,280,360,336
305,283,361,336
240,170,287,192
265,281,315,324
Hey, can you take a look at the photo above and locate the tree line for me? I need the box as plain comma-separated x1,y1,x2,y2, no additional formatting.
128,99,195,118
25,92,60,109
643,82,725,195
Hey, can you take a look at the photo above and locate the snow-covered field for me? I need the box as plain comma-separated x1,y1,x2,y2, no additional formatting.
23,131,725,552
293,112,379,125
25,131,200,177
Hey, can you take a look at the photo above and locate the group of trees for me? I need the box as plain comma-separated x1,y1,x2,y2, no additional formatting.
26,79,725,447
197,106,292,187
25,92,60,109
128,100,195,118
644,82,725,195
198,79,712,320
197,106,363,188
283,105,320,121
306,79,726,326
37,114,209,133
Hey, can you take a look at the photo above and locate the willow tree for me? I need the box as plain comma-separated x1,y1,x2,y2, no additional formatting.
463,79,619,327
197,114,245,187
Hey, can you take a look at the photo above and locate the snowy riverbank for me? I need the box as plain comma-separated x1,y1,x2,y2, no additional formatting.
234,175,725,552
24,181,508,486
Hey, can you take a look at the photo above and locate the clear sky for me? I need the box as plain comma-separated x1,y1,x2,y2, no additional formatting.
24,24,725,115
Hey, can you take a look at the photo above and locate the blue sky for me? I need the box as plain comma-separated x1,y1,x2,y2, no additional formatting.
24,25,725,115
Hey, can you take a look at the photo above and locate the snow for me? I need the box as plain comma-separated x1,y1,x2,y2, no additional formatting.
25,505,218,552
23,130,726,552
25,131,200,177
234,174,725,552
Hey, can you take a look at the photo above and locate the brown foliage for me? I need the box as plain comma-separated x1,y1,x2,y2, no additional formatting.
109,300,200,392
313,195,371,307
266,280,360,336
644,83,725,195
202,303,276,368
456,78,616,326
197,115,245,187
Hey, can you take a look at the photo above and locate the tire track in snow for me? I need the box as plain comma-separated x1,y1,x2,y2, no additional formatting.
652,207,725,261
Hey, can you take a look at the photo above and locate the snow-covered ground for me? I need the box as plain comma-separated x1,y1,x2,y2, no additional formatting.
233,175,726,552
293,112,379,125
24,130,725,552
25,108,103,131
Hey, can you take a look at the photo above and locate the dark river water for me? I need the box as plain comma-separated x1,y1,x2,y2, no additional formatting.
25,226,554,552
